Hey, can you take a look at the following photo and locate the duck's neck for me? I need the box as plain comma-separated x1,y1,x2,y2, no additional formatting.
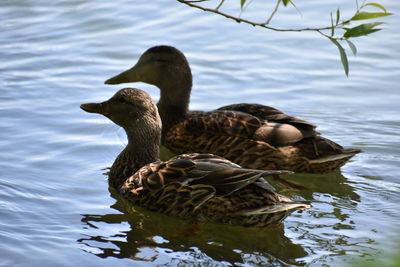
156,75,192,138
109,124,160,190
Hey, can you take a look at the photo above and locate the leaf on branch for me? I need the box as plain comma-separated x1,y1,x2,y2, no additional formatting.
336,8,340,25
345,39,357,56
281,0,301,16
351,12,392,21
240,0,246,9
362,3,387,13
344,22,383,38
289,1,301,16
330,12,334,36
329,37,349,76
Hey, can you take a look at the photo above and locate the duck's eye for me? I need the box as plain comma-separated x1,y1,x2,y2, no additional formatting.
116,98,142,111
117,97,131,105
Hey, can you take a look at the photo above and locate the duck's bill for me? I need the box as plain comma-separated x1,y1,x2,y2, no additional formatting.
80,103,105,115
105,71,126,84
105,69,135,85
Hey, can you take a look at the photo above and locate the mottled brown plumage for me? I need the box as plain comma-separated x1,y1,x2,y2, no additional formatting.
80,88,309,227
104,46,361,173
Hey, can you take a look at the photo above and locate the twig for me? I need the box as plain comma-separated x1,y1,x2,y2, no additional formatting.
183,0,209,3
177,0,351,33
316,30,346,40
263,0,281,25
216,0,225,10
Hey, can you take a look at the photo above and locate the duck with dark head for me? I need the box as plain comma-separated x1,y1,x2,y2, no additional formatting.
104,46,361,173
81,88,309,227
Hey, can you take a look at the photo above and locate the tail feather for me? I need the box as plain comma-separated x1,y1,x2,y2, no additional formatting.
309,148,361,164
305,148,361,173
235,202,310,216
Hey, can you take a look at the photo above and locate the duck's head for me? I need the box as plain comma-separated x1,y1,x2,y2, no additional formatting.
80,88,161,133
104,46,192,91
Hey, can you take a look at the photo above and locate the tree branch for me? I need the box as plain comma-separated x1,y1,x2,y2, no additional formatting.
183,0,209,3
177,0,351,34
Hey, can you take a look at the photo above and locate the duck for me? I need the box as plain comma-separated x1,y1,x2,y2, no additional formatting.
80,88,310,227
104,46,361,173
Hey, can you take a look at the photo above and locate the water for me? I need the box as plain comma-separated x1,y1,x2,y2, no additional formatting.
1,0,399,266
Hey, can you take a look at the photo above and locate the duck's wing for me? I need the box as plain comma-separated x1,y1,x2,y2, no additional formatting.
122,155,290,198
186,163,290,196
119,156,290,218
120,160,216,216
215,105,362,164
217,103,317,137
187,109,309,146
171,153,291,192
171,153,241,168
187,110,263,139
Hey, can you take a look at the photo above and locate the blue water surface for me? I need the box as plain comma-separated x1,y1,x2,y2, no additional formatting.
1,0,399,266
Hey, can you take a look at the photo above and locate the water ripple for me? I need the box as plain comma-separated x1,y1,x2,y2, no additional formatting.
1,0,399,266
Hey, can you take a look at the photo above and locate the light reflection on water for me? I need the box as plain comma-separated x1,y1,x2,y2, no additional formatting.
1,0,399,266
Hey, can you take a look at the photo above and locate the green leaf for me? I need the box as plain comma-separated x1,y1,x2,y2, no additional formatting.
282,0,301,16
240,0,246,9
344,22,383,38
336,8,340,25
351,12,392,21
362,3,387,13
330,12,335,36
329,38,349,76
345,39,357,56
288,1,302,16
345,28,381,38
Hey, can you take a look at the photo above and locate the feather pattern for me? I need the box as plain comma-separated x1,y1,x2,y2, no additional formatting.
217,103,317,135
104,45,361,173
81,88,310,227
119,153,306,225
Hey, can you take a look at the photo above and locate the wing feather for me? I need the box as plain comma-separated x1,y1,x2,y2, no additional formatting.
217,103,317,136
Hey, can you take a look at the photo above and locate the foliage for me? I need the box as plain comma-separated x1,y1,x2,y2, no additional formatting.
177,0,393,76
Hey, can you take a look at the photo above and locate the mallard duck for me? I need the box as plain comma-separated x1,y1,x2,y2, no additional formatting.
80,88,309,227
104,46,361,173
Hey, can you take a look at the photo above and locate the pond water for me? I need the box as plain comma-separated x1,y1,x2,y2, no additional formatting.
1,0,399,266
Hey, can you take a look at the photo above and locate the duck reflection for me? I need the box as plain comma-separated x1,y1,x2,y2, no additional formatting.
78,160,363,265
273,171,360,228
272,171,359,201
78,188,308,266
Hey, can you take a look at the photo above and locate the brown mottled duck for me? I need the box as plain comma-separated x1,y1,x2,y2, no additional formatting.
104,46,361,173
80,88,310,227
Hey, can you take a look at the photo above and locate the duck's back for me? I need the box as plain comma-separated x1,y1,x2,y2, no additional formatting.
119,153,308,227
164,104,361,173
